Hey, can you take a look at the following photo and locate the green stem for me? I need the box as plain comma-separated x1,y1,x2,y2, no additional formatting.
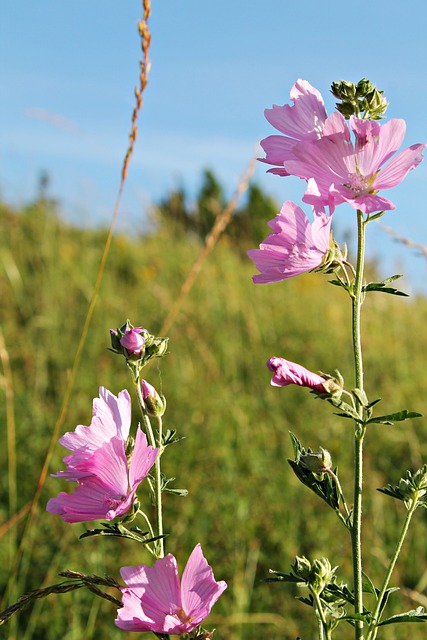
367,499,419,640
351,210,367,639
312,590,330,640
134,380,165,559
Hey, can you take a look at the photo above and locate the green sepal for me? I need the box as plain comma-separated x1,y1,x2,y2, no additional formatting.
378,607,427,626
367,410,422,425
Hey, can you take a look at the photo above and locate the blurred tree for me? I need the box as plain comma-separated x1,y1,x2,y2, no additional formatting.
155,168,279,251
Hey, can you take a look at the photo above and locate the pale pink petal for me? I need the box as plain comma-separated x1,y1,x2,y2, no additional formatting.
373,143,426,189
248,202,332,284
116,556,182,633
355,118,406,175
259,135,297,166
181,544,227,624
129,427,159,488
46,477,121,523
264,79,326,139
59,388,131,454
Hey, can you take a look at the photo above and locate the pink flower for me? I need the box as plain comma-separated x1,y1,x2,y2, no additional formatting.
285,112,426,213
259,79,328,176
115,543,227,634
120,326,146,355
267,357,328,392
47,387,158,523
247,201,332,283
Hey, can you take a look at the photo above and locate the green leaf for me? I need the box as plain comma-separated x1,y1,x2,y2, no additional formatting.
367,410,422,425
80,522,165,545
264,570,301,584
362,275,408,297
378,607,427,626
327,397,363,422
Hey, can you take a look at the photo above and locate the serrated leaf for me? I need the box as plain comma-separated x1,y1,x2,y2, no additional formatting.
378,607,427,626
367,410,422,425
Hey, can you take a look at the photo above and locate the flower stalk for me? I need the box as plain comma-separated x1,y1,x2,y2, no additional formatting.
351,210,367,639
367,497,419,639
134,378,165,558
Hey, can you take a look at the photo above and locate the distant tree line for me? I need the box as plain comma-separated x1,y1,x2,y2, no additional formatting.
154,169,279,250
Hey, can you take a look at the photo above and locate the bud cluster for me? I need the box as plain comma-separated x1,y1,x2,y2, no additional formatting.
379,464,427,509
110,320,169,374
291,556,337,596
330,78,388,120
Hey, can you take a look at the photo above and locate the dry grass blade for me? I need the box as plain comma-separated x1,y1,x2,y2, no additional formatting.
160,154,257,336
379,222,427,258
2,0,153,608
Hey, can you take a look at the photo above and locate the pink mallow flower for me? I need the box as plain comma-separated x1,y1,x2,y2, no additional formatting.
284,112,426,214
247,201,332,283
115,543,227,635
120,326,146,355
46,387,158,523
267,357,328,392
259,79,328,176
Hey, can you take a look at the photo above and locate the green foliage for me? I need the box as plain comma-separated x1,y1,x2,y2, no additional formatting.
1,195,427,639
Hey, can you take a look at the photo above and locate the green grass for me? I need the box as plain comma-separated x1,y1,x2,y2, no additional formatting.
1,198,427,639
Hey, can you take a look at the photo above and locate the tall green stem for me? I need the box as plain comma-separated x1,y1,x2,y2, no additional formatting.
134,379,165,558
367,499,419,640
352,210,367,639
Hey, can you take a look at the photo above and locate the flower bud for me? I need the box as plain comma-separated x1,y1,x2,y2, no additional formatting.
331,78,388,120
120,326,146,356
300,447,332,474
141,379,166,417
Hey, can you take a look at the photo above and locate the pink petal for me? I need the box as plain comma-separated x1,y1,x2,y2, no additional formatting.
355,118,406,175
59,388,131,454
259,135,297,166
129,427,159,488
373,143,426,189
116,555,182,633
264,79,326,139
181,544,227,624
267,357,326,391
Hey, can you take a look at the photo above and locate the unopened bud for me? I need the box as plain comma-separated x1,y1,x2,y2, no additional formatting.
300,447,332,474
141,379,166,417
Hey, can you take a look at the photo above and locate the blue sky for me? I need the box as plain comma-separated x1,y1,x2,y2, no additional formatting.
1,0,427,290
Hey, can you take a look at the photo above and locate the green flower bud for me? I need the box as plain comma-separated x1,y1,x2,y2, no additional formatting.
331,77,388,120
141,379,167,417
300,447,332,474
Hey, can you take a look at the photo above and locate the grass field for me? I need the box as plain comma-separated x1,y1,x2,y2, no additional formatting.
1,196,427,639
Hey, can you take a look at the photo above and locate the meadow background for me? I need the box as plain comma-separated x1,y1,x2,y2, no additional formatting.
2,1,427,638
1,178,427,639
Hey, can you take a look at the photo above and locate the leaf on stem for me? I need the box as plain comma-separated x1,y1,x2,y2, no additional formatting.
362,275,408,297
80,521,165,545
378,607,427,626
367,410,422,425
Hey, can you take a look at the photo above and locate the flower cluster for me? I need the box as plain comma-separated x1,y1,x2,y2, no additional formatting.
249,79,425,284
47,387,158,523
